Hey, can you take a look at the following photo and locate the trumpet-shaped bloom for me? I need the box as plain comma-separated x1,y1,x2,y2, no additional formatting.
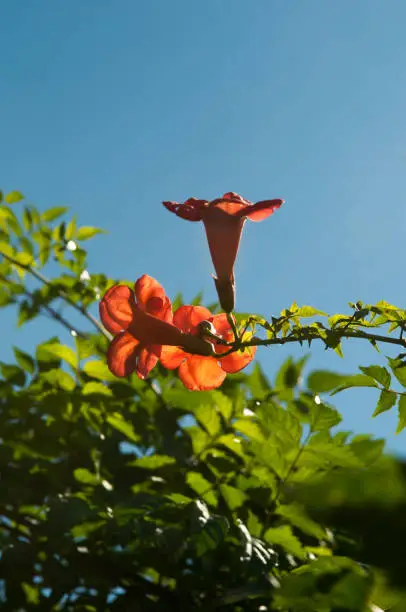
160,305,256,391
99,275,212,379
163,192,284,312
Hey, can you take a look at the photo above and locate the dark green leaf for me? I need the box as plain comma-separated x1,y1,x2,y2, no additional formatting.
373,389,397,417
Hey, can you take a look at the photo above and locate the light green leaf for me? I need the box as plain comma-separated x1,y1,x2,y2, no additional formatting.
388,357,406,387
296,305,327,317
232,418,264,442
131,455,176,469
359,365,391,388
77,226,105,241
276,503,325,539
107,413,139,443
5,190,24,204
84,360,118,382
74,468,99,486
330,373,379,395
373,389,397,417
40,343,78,370
264,525,306,559
307,370,349,392
396,395,406,433
186,472,217,507
194,404,221,437
42,369,76,391
82,381,112,397
41,206,68,222
219,484,246,510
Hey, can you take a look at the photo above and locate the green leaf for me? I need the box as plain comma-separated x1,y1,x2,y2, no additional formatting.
360,365,391,388
5,190,24,204
21,583,40,605
13,347,35,374
307,370,349,392
307,398,342,432
41,206,68,222
0,363,26,386
76,226,105,241
65,216,77,240
194,404,221,437
373,389,397,417
19,236,34,257
84,360,118,382
74,468,100,486
296,305,327,317
219,484,246,510
82,381,113,396
232,418,264,442
276,503,325,539
186,472,217,507
107,413,139,443
396,395,406,433
330,373,380,395
131,455,176,469
40,342,78,370
264,525,306,559
388,357,406,387
42,369,76,391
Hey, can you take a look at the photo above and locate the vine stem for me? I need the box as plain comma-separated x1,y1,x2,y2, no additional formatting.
1,250,111,340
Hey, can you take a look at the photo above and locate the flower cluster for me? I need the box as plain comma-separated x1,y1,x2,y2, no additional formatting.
100,192,283,390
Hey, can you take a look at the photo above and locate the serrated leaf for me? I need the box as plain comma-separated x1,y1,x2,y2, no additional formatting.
264,525,306,559
41,206,68,222
83,360,118,382
359,365,391,388
40,343,78,369
373,389,397,417
131,455,176,469
387,357,406,387
76,226,105,241
5,190,24,204
82,381,112,396
396,395,406,433
296,305,327,317
106,413,139,442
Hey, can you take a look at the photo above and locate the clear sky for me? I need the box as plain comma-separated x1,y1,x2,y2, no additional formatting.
1,1,406,453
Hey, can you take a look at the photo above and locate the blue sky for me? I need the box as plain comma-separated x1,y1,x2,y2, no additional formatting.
1,0,406,453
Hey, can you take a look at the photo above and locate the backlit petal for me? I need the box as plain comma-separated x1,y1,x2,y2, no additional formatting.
173,305,213,333
209,313,233,338
100,285,135,334
146,295,173,323
243,199,284,222
107,331,140,377
134,275,166,309
221,192,251,204
179,355,226,391
160,345,187,369
219,345,257,374
162,199,206,222
136,348,159,379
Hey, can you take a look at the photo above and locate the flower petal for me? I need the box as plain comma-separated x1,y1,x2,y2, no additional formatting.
221,192,251,204
100,285,135,334
134,275,166,309
219,345,257,374
107,331,140,377
179,355,226,391
162,198,207,222
209,313,233,338
173,305,213,333
136,347,159,379
160,345,187,369
242,199,284,222
146,295,173,323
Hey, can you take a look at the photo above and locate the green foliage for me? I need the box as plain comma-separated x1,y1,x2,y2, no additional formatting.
1,189,406,610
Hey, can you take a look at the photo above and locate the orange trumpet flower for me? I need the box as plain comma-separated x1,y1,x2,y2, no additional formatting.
160,305,257,391
163,192,284,312
99,275,212,379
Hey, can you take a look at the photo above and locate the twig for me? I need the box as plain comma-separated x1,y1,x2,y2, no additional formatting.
0,251,111,340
